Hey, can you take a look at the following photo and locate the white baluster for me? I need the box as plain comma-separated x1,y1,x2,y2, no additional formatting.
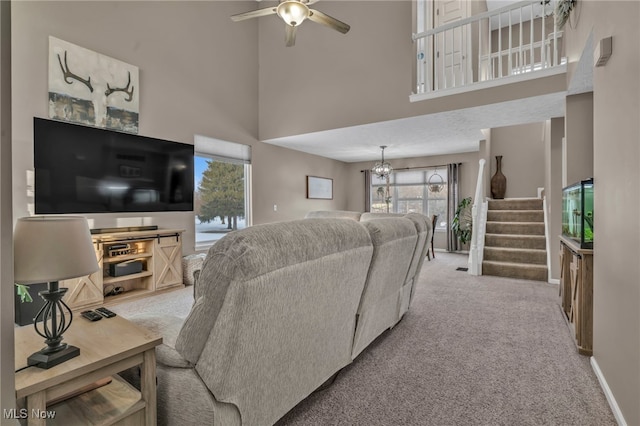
541,4,546,68
498,12,502,78
530,2,534,72
519,6,523,72
508,10,513,75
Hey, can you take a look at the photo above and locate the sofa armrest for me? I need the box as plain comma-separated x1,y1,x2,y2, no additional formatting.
127,314,193,368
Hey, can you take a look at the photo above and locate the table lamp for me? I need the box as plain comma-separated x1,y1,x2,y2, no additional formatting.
13,216,99,369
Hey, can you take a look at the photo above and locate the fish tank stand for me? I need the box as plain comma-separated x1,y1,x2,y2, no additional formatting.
559,236,593,356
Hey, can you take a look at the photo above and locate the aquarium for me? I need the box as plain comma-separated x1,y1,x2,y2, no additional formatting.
562,178,594,249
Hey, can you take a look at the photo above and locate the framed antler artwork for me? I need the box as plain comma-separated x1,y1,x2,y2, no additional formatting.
48,36,139,133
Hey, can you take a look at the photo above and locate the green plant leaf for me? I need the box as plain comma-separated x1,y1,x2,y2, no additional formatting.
452,197,473,245
15,284,33,303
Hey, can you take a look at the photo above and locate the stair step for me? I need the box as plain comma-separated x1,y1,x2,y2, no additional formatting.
488,198,543,211
485,234,546,250
486,210,544,223
484,247,547,265
486,222,545,235
482,260,548,281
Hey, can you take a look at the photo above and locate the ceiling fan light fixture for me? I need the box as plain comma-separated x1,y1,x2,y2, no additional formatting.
277,1,309,27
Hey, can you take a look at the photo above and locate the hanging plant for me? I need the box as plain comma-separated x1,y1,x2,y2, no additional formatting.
376,184,392,212
555,0,576,29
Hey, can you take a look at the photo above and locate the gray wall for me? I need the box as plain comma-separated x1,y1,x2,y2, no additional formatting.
490,122,546,198
11,1,351,255
257,1,566,141
565,92,594,185
258,1,414,139
565,2,640,424
544,117,564,281
0,0,15,417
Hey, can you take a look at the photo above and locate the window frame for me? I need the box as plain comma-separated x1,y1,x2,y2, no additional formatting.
370,167,448,231
194,145,252,251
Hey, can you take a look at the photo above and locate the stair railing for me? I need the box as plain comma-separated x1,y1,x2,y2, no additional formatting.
543,196,551,283
412,0,565,97
468,159,487,275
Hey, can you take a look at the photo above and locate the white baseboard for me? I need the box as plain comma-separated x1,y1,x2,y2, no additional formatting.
591,357,627,426
548,278,560,285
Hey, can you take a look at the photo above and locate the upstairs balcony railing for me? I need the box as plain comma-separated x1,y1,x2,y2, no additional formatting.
412,0,566,99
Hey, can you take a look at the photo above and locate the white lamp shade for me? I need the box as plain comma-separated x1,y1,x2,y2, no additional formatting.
14,216,99,285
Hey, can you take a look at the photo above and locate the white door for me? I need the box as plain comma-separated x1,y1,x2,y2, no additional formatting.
434,0,470,89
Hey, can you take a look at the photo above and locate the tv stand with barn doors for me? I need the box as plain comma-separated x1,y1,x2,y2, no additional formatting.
60,228,185,311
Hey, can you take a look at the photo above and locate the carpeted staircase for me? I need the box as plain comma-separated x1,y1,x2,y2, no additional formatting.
482,198,548,281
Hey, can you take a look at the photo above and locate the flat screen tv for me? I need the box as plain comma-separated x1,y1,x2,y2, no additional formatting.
34,118,194,214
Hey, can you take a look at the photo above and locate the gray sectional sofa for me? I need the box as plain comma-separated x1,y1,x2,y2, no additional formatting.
127,213,430,425
307,210,433,324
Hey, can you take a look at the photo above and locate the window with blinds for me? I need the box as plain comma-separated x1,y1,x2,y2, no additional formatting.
194,135,252,248
370,167,448,230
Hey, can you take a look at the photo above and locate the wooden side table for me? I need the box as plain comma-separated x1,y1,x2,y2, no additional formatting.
14,315,162,425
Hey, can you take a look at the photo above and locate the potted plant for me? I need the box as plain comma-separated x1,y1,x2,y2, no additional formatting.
556,0,577,29
452,197,473,246
14,283,47,326
16,283,33,303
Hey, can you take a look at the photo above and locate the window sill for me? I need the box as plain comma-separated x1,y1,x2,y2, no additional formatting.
195,242,216,252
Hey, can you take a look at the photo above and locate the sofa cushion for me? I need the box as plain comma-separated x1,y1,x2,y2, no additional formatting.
174,219,374,426
402,213,431,284
360,212,403,221
177,219,373,364
398,213,431,317
353,217,418,357
128,314,192,368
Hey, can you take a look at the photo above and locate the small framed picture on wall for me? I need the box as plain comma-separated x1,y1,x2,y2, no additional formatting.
306,176,333,200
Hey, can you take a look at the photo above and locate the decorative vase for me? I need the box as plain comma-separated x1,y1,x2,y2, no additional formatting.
490,155,507,199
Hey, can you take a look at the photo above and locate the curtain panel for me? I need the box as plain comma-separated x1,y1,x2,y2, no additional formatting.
363,170,371,212
447,163,461,251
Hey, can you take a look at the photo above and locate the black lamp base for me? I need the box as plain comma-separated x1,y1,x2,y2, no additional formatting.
27,345,80,369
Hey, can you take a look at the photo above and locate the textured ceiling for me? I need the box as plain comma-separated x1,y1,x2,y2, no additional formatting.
263,91,567,163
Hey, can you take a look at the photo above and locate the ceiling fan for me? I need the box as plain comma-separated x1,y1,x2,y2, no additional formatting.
231,0,350,47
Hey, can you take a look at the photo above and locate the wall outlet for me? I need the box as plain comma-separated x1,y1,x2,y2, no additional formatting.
273,204,277,212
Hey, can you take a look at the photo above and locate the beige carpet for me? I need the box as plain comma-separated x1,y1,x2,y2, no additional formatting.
111,252,616,426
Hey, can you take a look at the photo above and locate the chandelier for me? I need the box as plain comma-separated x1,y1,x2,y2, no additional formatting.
372,145,393,179
428,168,444,193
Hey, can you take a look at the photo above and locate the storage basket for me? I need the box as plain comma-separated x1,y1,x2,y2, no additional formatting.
182,253,206,286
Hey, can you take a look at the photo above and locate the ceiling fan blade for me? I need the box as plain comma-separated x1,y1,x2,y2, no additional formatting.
231,6,277,22
285,25,297,47
308,9,350,34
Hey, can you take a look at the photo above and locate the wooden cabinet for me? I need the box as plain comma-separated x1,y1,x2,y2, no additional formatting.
62,229,184,310
153,236,183,290
559,236,593,355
